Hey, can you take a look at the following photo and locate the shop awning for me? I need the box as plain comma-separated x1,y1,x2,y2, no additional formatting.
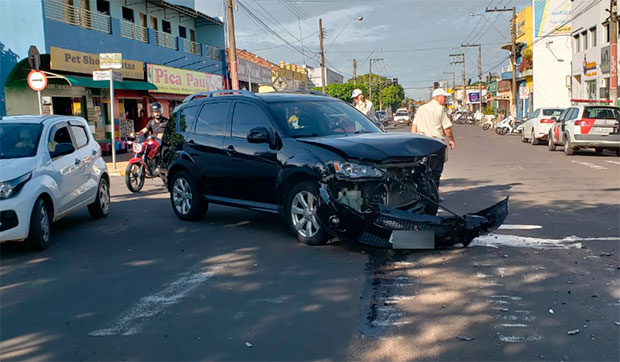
64,76,157,90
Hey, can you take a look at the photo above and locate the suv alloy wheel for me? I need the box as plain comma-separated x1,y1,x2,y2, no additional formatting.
170,171,207,221
286,181,328,245
26,198,51,250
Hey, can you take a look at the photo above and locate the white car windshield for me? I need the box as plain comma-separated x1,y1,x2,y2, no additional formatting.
0,123,43,159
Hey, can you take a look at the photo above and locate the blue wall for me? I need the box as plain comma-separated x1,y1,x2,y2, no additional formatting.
43,18,226,76
0,0,46,116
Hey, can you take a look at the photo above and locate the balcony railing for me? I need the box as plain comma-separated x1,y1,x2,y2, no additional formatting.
205,45,221,60
155,31,178,50
44,0,110,33
120,20,148,42
183,39,202,56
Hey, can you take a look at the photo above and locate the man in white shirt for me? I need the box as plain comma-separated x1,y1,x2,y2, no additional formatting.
351,88,376,121
411,88,456,189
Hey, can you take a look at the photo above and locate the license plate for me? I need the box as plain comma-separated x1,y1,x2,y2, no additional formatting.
593,127,613,134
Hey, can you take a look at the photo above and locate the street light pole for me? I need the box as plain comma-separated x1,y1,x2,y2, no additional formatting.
226,0,239,90
450,53,466,109
462,43,483,114
610,0,618,104
486,7,517,117
369,58,383,104
319,18,326,93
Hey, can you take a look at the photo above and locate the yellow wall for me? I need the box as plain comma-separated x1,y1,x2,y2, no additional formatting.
516,6,532,46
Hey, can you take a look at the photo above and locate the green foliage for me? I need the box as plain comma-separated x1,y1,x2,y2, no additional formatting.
381,85,405,111
484,105,496,115
312,82,368,102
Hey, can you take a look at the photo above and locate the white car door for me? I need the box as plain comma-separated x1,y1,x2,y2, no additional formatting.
68,120,99,206
47,121,83,215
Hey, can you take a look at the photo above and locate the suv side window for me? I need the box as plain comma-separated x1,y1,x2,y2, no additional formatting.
231,102,273,139
70,125,89,149
48,123,73,154
569,108,580,120
558,109,569,121
532,109,540,118
194,101,229,136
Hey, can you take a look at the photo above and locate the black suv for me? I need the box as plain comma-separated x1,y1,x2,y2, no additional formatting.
160,91,507,248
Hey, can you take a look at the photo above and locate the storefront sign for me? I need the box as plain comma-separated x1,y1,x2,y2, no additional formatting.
92,70,122,81
99,53,123,69
534,0,571,38
601,45,610,74
147,64,224,94
238,58,272,85
519,85,530,99
583,56,597,78
498,80,511,93
50,47,144,79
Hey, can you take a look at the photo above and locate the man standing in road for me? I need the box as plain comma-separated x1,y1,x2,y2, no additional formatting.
411,88,456,188
351,88,377,121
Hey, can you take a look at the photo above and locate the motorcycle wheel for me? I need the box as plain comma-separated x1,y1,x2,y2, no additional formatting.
125,163,145,193
497,127,508,135
482,123,491,130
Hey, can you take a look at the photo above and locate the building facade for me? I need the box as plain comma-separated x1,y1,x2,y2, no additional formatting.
532,0,572,109
0,0,226,142
570,0,616,102
305,66,344,89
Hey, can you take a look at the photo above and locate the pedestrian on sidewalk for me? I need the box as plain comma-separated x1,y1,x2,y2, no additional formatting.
411,88,456,188
351,88,377,121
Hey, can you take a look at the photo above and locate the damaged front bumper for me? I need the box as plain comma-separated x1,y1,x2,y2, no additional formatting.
317,184,509,249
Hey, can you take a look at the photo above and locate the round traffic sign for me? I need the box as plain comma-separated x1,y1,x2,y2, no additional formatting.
27,70,47,91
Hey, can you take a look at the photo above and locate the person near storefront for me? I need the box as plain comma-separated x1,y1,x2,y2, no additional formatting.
137,102,169,140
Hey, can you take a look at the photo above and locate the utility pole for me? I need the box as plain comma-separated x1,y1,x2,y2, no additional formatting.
610,0,618,104
226,0,239,90
462,43,483,114
353,58,357,83
319,18,326,93
486,7,517,116
450,53,466,109
442,71,455,90
368,58,383,104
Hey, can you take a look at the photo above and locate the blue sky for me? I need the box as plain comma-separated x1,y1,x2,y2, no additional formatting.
196,0,530,99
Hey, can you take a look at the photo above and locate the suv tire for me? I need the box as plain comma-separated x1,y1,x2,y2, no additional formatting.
26,198,51,251
564,137,575,155
286,181,328,246
531,134,540,145
521,131,528,142
170,171,207,221
88,178,110,219
548,133,556,151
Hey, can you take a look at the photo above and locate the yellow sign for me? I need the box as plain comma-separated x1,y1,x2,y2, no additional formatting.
50,47,144,79
147,64,224,94
100,53,122,69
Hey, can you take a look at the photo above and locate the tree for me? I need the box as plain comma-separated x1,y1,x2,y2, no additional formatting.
312,82,368,103
348,74,405,111
381,85,405,111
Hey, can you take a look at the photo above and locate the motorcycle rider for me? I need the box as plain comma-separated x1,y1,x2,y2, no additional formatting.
137,102,169,140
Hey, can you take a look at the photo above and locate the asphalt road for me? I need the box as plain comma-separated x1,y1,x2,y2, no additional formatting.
1,124,619,361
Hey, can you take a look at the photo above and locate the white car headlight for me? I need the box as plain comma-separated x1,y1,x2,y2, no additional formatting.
0,172,32,200
333,161,384,179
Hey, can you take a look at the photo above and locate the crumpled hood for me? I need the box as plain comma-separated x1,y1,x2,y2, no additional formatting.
298,132,445,163
0,158,36,182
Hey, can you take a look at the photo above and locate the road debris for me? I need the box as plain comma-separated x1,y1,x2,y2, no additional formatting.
614,321,620,326
567,329,580,335
457,336,474,341
549,309,554,314
245,342,253,348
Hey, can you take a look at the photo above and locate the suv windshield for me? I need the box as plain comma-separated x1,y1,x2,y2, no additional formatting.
543,109,563,116
267,100,382,137
584,107,620,120
0,123,43,159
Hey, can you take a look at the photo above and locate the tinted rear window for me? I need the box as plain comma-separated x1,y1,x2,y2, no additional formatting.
542,109,563,116
584,107,620,120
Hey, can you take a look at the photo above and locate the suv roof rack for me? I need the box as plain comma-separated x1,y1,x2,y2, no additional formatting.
183,89,257,103
265,89,328,96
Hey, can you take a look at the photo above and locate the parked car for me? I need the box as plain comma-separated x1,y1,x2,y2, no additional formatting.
547,105,620,155
0,115,110,250
394,108,411,125
159,90,507,249
375,110,389,125
521,107,563,145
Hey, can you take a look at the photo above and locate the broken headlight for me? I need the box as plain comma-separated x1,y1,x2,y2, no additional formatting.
333,161,385,179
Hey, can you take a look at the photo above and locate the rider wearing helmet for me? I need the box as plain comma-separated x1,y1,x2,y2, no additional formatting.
138,102,169,140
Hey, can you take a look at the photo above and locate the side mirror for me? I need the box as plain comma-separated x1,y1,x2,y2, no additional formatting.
50,142,75,158
247,127,271,144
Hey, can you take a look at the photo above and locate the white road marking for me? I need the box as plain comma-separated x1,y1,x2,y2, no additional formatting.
471,234,620,250
499,335,543,343
500,315,536,322
89,267,218,336
571,160,607,170
606,160,620,166
487,299,509,304
491,295,523,301
498,224,543,230
501,323,528,327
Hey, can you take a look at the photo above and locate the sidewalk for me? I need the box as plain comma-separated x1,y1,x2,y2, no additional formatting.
103,152,133,176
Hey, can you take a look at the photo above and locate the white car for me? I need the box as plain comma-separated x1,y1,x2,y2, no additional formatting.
394,108,411,125
521,107,563,145
0,115,110,250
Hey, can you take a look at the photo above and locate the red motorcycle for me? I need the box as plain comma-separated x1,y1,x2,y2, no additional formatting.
125,135,161,193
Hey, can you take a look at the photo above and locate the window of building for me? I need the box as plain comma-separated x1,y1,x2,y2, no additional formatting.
586,80,597,100
600,78,610,100
122,6,134,22
590,27,597,47
574,35,580,52
604,23,610,43
162,20,171,34
96,0,110,15
582,31,588,50
178,26,187,39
